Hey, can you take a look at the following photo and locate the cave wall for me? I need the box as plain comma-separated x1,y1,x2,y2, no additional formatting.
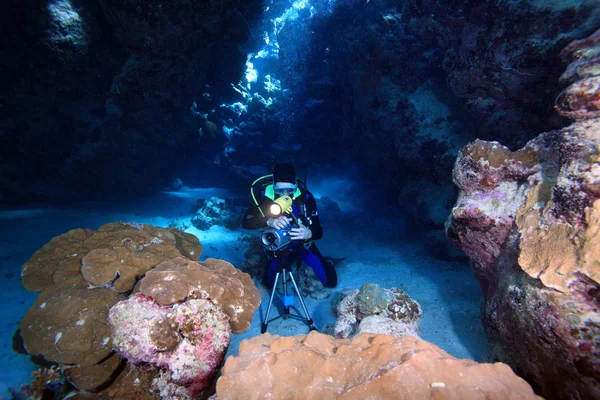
2,0,599,224
0,0,262,206
321,0,600,228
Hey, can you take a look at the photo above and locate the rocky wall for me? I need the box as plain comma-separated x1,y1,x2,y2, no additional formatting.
0,0,261,205
446,29,600,399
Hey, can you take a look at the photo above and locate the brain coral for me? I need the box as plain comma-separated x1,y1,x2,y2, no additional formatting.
138,257,260,333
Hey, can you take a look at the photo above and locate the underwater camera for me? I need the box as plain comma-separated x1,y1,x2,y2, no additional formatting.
261,195,297,252
262,227,294,251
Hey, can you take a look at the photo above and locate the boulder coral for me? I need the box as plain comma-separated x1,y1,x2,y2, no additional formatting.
61,353,123,392
138,257,260,333
328,283,422,340
21,222,202,292
166,227,204,260
215,331,541,400
446,30,600,399
17,222,234,397
108,293,232,398
19,277,126,390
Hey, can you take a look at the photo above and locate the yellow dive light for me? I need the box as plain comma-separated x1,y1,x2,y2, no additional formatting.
269,203,282,216
262,195,297,252
270,195,293,216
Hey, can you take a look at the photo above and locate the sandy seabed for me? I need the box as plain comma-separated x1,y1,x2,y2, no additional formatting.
0,189,487,396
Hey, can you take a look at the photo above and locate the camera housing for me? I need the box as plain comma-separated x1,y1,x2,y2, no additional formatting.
260,194,298,252
262,226,294,251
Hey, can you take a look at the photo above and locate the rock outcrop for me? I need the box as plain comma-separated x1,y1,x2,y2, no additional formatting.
0,0,258,205
446,29,600,399
327,283,422,340
403,0,600,145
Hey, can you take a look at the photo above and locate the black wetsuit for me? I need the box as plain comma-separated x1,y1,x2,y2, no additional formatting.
242,184,338,288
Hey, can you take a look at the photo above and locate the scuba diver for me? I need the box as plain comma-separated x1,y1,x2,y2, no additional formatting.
242,163,338,289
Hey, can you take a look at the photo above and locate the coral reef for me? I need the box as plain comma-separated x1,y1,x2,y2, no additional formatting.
17,222,253,398
190,197,241,231
326,283,422,340
9,365,67,400
447,139,539,271
21,222,199,292
445,30,600,399
300,1,600,229
216,331,541,399
138,257,260,333
102,364,159,400
556,28,600,120
448,123,600,399
166,227,203,261
19,277,125,390
61,353,124,392
109,293,232,398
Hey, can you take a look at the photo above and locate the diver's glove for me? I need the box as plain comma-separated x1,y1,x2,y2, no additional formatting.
267,216,291,230
290,223,312,241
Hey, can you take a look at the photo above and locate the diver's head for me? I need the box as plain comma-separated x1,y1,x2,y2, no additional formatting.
273,163,297,197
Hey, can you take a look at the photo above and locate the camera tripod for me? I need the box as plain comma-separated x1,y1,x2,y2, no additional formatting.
261,247,316,333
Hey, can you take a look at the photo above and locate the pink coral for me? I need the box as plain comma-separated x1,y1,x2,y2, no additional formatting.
108,293,231,397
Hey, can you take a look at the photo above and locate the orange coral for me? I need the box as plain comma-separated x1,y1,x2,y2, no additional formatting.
217,332,541,399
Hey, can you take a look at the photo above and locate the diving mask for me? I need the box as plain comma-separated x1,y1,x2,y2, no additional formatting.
273,182,297,197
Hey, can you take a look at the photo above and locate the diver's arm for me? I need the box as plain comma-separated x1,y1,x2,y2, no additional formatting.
305,192,323,240
241,205,268,230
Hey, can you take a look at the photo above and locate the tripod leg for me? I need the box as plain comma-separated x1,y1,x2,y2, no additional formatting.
288,271,316,331
261,272,281,334
282,269,290,317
